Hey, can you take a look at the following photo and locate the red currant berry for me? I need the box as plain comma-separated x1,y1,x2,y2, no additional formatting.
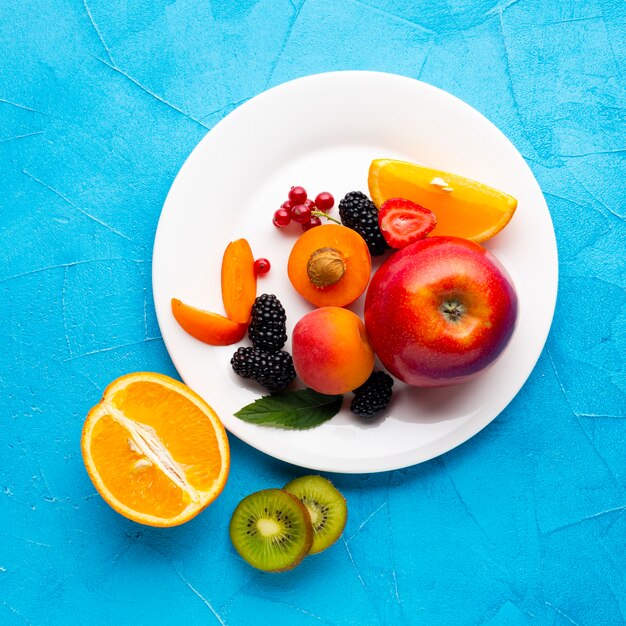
302,215,322,231
304,199,315,210
291,204,311,224
273,208,291,227
280,200,292,211
288,186,307,205
254,258,271,275
315,191,334,212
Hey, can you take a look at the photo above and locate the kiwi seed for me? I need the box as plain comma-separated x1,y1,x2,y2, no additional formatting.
229,488,313,572
283,475,347,555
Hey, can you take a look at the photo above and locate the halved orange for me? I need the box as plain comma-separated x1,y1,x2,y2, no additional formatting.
81,372,230,527
368,159,518,243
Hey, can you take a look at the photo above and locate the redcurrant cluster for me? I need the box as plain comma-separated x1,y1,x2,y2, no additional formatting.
273,186,334,232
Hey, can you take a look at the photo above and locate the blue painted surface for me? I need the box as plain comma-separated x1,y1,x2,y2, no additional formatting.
1,0,625,623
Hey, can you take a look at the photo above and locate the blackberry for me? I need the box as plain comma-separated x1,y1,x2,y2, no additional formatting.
350,371,394,418
248,294,287,352
231,346,296,392
338,191,388,256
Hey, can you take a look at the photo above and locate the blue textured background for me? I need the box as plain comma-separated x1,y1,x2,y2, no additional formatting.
2,0,625,624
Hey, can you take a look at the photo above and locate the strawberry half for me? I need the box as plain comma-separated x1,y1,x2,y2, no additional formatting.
378,198,437,249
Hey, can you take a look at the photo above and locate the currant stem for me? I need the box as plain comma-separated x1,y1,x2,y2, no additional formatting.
311,210,341,225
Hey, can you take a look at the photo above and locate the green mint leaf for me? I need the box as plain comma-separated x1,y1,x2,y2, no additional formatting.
234,389,344,430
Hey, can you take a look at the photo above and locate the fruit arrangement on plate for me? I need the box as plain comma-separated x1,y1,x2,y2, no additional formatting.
80,156,519,571
170,157,519,427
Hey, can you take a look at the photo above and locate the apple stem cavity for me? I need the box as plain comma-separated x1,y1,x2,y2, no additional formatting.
440,299,467,323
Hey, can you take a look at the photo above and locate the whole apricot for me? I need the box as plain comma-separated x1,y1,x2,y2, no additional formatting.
292,307,375,395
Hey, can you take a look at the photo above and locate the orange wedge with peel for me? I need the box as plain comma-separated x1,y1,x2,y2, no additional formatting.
81,372,230,527
368,159,517,243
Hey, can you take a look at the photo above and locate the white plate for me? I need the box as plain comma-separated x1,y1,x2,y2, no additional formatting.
152,71,558,474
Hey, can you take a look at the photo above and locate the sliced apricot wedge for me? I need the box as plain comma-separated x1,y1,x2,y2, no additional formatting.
172,298,247,345
368,159,517,243
221,238,256,324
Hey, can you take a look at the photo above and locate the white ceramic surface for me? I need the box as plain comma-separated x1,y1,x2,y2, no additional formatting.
152,71,558,473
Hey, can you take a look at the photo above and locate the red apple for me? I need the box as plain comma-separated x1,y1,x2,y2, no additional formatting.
364,237,517,387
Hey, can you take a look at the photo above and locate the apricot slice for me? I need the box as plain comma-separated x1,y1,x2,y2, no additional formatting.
221,239,257,324
368,159,518,243
171,299,247,345
287,224,371,308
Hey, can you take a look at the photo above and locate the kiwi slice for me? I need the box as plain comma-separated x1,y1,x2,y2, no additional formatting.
283,475,347,555
229,488,313,572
